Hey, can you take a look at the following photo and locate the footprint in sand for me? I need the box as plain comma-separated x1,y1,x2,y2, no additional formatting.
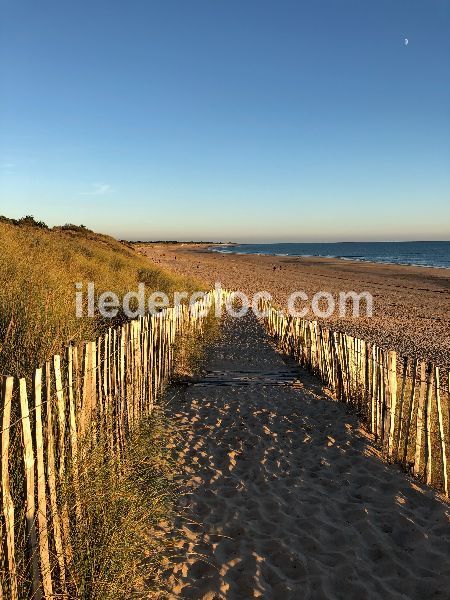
162,314,450,600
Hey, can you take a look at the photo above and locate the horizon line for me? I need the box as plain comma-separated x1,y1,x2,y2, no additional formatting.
125,239,450,244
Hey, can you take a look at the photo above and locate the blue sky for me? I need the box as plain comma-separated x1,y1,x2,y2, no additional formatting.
1,0,449,242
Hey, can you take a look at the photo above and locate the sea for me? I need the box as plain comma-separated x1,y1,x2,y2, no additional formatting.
209,241,450,269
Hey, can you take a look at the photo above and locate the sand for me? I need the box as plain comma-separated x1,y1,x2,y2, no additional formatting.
159,314,450,600
137,243,450,369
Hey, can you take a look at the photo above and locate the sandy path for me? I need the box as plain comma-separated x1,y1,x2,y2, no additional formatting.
163,315,449,599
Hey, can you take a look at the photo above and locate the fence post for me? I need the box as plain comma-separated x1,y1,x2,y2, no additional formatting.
394,357,408,461
68,346,81,523
34,368,53,598
425,363,434,485
19,378,41,600
434,368,448,496
1,376,18,600
402,359,417,465
45,362,67,596
387,351,397,458
414,362,427,477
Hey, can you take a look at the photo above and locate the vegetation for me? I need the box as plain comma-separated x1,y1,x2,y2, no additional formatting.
69,407,180,599
0,214,49,229
0,216,203,378
0,216,218,597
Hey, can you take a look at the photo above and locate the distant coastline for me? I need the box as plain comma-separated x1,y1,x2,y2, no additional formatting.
207,241,450,270
138,241,450,369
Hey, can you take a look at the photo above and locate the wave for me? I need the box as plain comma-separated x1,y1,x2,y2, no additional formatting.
207,242,450,269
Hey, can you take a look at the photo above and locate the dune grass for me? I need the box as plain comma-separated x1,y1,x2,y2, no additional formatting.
0,217,214,597
68,407,180,600
0,218,203,378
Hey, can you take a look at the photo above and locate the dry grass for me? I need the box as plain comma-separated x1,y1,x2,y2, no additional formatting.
0,217,213,597
66,407,180,599
0,219,203,378
173,312,221,379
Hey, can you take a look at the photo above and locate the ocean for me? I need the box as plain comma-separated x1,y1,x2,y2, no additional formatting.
209,241,450,269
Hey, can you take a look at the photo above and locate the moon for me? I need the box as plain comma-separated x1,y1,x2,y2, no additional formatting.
404,38,409,46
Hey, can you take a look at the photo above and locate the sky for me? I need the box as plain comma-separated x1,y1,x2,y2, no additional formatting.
0,0,449,242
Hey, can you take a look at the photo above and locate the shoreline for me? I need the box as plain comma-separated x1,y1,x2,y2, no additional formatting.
206,245,450,271
137,242,450,369
185,243,450,275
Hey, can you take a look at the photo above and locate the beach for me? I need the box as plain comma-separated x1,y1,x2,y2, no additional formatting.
137,243,450,369
136,242,450,600
159,313,450,599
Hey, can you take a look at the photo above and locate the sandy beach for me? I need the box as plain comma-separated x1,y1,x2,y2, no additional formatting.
159,314,450,599
138,243,450,369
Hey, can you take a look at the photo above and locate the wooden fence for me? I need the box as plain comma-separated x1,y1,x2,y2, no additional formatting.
0,289,230,599
259,299,449,498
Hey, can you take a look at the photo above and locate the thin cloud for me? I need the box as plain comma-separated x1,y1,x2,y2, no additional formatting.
0,163,15,169
81,182,113,196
